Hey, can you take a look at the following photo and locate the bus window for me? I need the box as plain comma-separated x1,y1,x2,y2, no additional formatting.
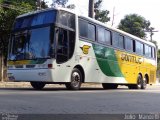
88,23,96,41
112,32,119,47
119,35,124,49
56,28,68,63
145,44,152,58
14,10,57,29
152,47,156,58
148,46,152,58
68,31,75,59
32,11,56,26
79,19,95,41
98,27,111,45
79,19,88,38
144,44,149,57
125,37,133,52
97,27,105,44
136,41,143,55
59,11,75,29
112,32,124,49
56,27,75,63
105,30,111,45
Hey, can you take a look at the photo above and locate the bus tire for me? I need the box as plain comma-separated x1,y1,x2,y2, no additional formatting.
102,83,118,89
65,68,82,90
30,82,45,90
141,77,147,89
128,75,142,89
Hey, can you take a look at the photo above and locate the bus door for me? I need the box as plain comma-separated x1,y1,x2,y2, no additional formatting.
54,27,75,82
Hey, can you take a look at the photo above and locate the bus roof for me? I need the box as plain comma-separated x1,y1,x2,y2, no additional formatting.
16,7,156,48
16,7,76,18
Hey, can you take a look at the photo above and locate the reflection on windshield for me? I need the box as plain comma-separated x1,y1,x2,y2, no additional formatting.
14,10,57,29
10,27,52,60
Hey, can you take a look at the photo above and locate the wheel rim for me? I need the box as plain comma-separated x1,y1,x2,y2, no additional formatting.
137,76,142,88
143,78,147,88
71,72,81,87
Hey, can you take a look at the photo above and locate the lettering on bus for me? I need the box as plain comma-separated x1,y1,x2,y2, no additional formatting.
121,53,143,64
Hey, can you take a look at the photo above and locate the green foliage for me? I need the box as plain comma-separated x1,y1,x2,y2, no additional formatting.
52,0,75,9
94,0,110,23
118,14,151,38
0,0,36,61
52,0,68,7
157,49,160,74
150,40,158,49
157,49,160,62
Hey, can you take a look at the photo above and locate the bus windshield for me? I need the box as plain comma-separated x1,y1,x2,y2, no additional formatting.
14,10,57,29
8,10,57,60
9,27,52,60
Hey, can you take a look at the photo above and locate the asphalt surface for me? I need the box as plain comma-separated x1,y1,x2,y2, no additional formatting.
0,85,160,115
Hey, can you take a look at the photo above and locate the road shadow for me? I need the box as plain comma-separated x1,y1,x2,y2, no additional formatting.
0,86,130,91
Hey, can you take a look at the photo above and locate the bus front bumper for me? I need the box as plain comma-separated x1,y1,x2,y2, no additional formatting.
7,69,54,82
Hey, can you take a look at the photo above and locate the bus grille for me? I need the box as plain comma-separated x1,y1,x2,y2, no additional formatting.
26,65,36,68
15,65,23,68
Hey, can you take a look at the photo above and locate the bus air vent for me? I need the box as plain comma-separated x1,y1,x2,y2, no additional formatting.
15,65,23,68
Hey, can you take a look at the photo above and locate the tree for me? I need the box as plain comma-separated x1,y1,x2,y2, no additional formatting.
36,0,48,9
157,49,160,78
52,0,68,7
0,0,48,58
0,0,37,80
0,0,35,55
52,0,75,9
94,0,110,23
88,0,94,18
118,14,151,38
150,40,158,49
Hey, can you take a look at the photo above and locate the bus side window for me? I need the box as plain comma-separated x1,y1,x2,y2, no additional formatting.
56,28,75,63
68,31,75,59
112,32,119,47
79,19,88,38
88,23,96,41
135,41,143,55
152,47,155,58
105,30,111,45
56,28,68,63
97,27,105,44
112,32,124,49
133,40,136,52
125,37,133,52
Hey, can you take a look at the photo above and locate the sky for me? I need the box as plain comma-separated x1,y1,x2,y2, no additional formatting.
46,0,160,48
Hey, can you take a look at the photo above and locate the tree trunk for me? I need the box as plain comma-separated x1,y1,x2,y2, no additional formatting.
88,0,94,18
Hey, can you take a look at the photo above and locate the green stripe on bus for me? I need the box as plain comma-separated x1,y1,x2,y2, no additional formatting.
92,44,124,77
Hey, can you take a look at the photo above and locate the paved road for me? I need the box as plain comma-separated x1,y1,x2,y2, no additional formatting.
0,85,160,114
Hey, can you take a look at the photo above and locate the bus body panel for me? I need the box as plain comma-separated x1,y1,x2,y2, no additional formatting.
77,40,128,84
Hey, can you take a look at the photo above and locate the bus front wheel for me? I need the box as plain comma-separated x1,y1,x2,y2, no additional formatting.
30,82,46,90
65,68,82,90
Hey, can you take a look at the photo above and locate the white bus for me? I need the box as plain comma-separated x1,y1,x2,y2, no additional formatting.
7,8,157,90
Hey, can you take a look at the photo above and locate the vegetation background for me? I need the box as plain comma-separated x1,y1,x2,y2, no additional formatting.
0,0,159,81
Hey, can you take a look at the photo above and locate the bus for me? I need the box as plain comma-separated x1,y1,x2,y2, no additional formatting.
7,8,157,90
